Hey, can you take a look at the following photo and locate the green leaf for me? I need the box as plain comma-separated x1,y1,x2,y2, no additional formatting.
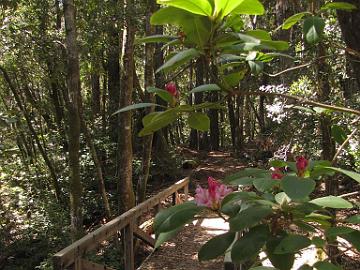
155,227,182,248
223,71,246,87
270,160,287,168
225,177,254,186
198,232,236,261
156,48,200,73
331,125,347,144
298,265,313,270
215,0,245,18
321,2,357,11
224,15,244,31
261,40,289,51
188,112,210,131
221,192,259,208
142,112,160,126
246,29,272,40
151,7,211,47
313,261,342,270
113,103,161,115
266,233,295,270
233,0,265,15
135,35,177,44
189,84,221,94
154,202,201,233
230,206,272,231
224,168,270,184
303,16,325,44
157,0,213,16
342,230,360,251
139,109,178,136
275,192,291,205
253,178,280,192
282,12,311,30
248,61,264,75
274,235,311,254
346,215,360,224
325,226,355,238
231,225,270,263
321,167,360,184
310,196,353,209
147,87,173,103
281,176,316,201
312,237,326,248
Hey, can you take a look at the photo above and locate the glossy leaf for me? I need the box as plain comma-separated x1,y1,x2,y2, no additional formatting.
135,34,177,44
231,225,270,262
233,0,265,15
249,267,279,270
188,112,210,131
248,61,264,75
198,232,236,261
275,192,291,205
346,215,360,224
270,160,288,168
303,16,325,44
321,2,357,11
266,233,295,270
154,201,201,233
190,84,221,94
274,235,311,254
321,167,360,184
325,226,355,238
281,176,316,201
246,29,271,40
139,109,178,136
155,227,182,248
310,196,353,209
147,87,173,103
282,12,311,30
113,103,161,115
342,230,360,251
221,192,259,208
253,178,280,192
156,48,200,73
157,0,213,16
230,206,272,231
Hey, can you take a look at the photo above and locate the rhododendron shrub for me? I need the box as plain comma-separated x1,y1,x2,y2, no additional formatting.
154,157,360,270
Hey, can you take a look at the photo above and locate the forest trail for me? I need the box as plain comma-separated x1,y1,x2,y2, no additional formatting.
138,149,244,270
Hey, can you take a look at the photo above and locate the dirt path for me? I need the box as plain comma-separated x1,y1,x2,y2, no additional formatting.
138,150,243,270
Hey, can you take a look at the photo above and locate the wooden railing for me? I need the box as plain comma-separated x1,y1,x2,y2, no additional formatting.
53,177,190,270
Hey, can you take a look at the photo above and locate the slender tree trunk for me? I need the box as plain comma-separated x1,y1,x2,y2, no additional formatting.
63,0,83,240
117,0,136,213
336,0,360,88
0,66,62,202
137,0,156,204
91,72,101,116
107,0,121,144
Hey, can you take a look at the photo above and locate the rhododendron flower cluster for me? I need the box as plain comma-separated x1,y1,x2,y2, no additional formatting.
195,177,232,210
296,156,308,177
165,82,178,97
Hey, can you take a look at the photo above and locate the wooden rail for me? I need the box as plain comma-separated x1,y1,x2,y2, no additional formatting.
53,177,190,270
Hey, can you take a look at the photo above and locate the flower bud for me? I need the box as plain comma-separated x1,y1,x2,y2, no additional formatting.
271,168,284,180
165,82,178,97
296,156,308,177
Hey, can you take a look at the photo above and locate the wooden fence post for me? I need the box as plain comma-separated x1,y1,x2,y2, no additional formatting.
124,221,135,270
184,184,189,201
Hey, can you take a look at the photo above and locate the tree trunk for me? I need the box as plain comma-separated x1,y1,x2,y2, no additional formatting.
336,0,360,88
0,66,62,202
137,0,156,204
117,0,136,213
63,0,83,240
107,0,121,144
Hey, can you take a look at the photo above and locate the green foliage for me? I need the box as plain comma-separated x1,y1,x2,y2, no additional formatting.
303,16,325,44
198,232,235,260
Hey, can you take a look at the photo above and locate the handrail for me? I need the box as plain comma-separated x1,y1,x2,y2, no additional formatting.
53,177,190,270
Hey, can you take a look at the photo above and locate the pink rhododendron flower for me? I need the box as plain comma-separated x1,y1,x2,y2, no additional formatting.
165,82,178,97
271,167,284,180
195,177,232,210
296,156,308,177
